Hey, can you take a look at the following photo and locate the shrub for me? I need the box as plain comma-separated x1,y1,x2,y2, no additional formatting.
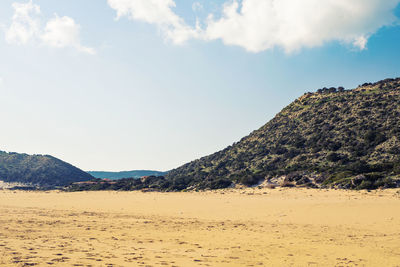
204,178,232,189
327,152,340,162
238,175,262,186
280,180,295,187
356,180,374,190
323,171,353,185
379,177,397,188
346,161,371,174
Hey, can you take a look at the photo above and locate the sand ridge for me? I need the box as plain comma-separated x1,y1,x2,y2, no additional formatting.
0,188,399,266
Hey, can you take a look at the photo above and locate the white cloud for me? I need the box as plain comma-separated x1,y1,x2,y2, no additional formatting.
192,2,203,12
4,0,95,54
107,0,201,44
41,15,95,54
353,36,368,50
108,0,400,53
5,0,40,45
204,0,400,53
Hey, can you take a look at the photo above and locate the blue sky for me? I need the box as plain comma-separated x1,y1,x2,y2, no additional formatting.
1,0,400,171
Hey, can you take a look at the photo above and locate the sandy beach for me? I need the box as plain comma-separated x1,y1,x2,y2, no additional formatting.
0,188,399,266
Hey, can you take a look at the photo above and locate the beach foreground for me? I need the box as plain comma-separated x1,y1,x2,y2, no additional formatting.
0,188,399,266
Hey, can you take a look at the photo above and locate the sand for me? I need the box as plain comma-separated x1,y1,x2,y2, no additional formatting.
0,188,399,266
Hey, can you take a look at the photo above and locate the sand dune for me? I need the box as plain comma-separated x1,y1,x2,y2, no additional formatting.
0,188,399,266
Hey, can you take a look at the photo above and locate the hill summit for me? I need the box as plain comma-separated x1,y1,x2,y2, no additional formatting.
0,151,93,188
162,78,400,190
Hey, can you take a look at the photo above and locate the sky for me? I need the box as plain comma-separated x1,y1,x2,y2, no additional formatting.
1,0,400,172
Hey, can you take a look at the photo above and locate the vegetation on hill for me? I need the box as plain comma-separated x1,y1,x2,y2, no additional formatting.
68,77,400,192
161,78,400,190
67,176,169,192
0,151,93,187
88,170,167,180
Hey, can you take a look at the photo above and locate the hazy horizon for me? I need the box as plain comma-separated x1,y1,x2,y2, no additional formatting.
1,0,400,172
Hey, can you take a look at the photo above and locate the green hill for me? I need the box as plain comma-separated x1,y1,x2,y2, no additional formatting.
0,151,93,188
162,78,400,190
66,77,400,192
88,170,167,180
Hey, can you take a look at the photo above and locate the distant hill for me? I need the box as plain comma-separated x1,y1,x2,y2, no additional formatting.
0,151,93,187
88,170,167,180
70,78,400,192
158,78,400,190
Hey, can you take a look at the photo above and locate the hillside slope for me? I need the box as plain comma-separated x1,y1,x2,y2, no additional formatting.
0,151,93,187
163,78,400,190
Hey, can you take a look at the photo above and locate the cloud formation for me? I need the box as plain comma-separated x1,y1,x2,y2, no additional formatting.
205,0,400,53
5,0,40,44
4,0,95,54
192,2,203,12
41,15,95,54
108,0,400,53
107,0,201,44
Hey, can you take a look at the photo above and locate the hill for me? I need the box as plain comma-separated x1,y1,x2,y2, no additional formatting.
0,151,93,188
67,77,400,192
88,170,167,180
161,78,400,190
